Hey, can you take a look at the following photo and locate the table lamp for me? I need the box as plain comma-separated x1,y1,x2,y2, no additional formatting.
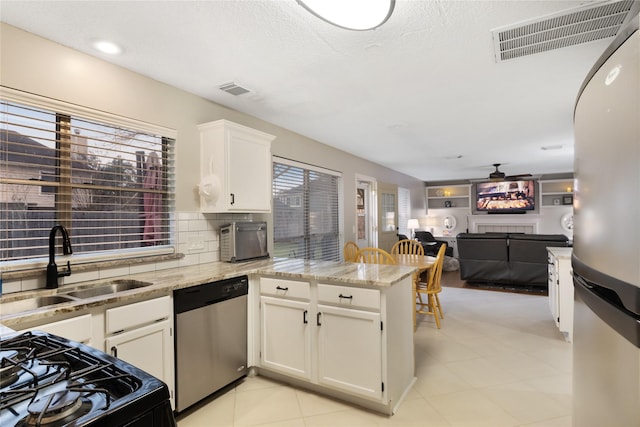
407,219,420,239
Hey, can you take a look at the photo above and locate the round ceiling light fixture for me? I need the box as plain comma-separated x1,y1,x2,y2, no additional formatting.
297,0,395,31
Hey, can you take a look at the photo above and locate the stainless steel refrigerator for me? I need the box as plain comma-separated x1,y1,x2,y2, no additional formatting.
572,7,640,427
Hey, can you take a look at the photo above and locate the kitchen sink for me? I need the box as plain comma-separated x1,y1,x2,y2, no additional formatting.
64,279,153,299
0,295,78,316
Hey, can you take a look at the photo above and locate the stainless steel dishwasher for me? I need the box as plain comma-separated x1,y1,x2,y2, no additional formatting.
174,275,248,412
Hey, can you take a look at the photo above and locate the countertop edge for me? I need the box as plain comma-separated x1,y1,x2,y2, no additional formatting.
1,258,417,327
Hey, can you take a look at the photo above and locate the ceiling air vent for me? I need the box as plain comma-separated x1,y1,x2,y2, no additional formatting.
218,82,251,96
492,0,635,62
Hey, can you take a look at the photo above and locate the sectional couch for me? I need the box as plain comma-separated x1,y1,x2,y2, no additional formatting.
456,233,570,287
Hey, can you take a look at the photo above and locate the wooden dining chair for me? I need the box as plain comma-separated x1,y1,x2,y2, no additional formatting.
343,241,360,262
392,239,426,327
391,239,424,256
416,243,447,328
356,247,396,265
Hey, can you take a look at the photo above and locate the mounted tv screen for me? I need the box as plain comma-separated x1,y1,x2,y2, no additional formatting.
476,180,536,213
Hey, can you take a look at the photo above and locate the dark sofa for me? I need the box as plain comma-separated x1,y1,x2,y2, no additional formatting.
414,231,454,257
456,233,569,287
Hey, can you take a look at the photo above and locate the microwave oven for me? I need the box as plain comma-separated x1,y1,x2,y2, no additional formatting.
220,221,269,262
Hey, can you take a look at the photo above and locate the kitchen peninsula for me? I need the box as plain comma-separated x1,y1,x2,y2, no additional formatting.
0,258,417,415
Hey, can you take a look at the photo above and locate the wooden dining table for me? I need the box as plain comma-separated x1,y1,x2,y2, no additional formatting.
392,254,436,329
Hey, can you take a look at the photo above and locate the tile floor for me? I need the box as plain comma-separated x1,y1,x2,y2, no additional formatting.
176,287,572,427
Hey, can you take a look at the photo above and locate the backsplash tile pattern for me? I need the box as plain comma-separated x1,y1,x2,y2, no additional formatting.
175,211,253,266
1,211,255,294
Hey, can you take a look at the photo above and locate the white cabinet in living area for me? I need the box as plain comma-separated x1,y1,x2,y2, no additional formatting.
105,296,175,408
547,247,573,342
198,119,275,213
259,277,312,380
316,284,382,400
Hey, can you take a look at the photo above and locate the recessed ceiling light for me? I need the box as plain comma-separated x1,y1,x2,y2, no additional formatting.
92,40,122,55
297,0,395,31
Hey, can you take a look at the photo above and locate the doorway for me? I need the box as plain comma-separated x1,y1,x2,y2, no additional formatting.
356,176,376,249
377,182,398,253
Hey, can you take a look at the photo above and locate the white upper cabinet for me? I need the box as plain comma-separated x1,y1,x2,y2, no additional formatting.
198,120,275,213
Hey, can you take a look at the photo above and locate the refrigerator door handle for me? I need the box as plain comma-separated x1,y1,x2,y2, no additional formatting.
574,273,640,348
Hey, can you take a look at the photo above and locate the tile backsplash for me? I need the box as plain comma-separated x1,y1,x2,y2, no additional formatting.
1,211,256,294
175,211,254,266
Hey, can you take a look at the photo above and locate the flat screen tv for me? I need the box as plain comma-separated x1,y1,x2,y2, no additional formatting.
475,180,536,213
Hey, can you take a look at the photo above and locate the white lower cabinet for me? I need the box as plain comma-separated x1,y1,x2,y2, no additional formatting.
105,296,175,408
316,304,381,400
105,320,172,380
258,276,414,414
548,247,574,343
260,296,311,379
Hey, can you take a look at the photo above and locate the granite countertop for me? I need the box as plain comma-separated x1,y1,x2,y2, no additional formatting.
0,258,416,328
547,247,573,259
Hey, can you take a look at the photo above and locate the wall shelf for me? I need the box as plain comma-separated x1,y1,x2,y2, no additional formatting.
426,184,470,210
540,179,574,207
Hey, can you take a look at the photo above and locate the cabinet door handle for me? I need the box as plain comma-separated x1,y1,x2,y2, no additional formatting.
230,193,235,205
111,346,118,358
316,312,322,326
338,294,353,300
276,286,289,291
303,310,308,324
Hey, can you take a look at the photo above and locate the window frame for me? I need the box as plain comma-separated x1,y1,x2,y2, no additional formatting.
0,87,177,269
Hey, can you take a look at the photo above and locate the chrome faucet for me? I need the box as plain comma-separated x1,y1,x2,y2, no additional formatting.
46,224,73,289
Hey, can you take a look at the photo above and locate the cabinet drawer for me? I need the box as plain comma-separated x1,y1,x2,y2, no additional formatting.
28,314,93,344
317,284,380,310
106,296,171,334
260,277,310,300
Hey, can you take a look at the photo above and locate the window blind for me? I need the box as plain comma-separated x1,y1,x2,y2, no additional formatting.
398,187,410,238
1,99,175,262
272,158,341,262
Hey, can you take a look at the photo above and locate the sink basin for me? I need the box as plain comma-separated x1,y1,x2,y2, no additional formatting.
65,279,153,299
0,295,77,316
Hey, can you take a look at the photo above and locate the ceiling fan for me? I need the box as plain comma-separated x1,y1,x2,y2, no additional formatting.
489,163,532,182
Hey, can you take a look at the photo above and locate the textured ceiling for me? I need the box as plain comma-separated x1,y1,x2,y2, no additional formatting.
0,0,619,182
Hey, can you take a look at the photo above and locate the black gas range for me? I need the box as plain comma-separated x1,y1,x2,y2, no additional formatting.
0,331,176,427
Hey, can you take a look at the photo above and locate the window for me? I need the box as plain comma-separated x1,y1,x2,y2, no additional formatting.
380,192,396,232
272,158,341,261
39,171,56,194
1,96,175,262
